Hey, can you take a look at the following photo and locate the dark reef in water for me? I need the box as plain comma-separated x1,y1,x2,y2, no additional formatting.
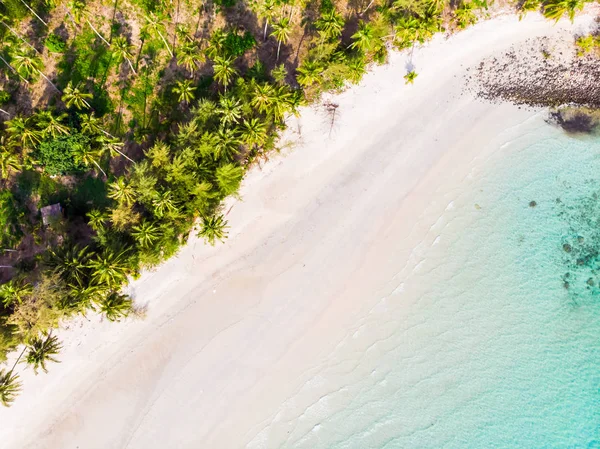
467,36,600,112
548,107,600,134
556,191,600,304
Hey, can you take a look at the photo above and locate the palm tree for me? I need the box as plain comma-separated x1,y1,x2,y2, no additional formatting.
112,36,137,75
214,127,240,161
71,143,106,177
543,0,584,21
69,0,110,46
271,17,292,61
173,79,196,104
216,163,243,195
88,249,131,287
34,110,69,138
97,136,135,163
241,118,267,148
296,60,322,88
97,291,132,321
47,244,91,284
11,48,43,80
131,220,161,248
0,150,22,181
5,116,41,148
152,190,177,217
198,214,229,245
25,333,62,374
350,21,375,53
0,278,33,308
108,177,136,205
87,209,108,232
178,40,204,73
218,96,243,125
0,368,21,407
212,56,237,91
251,82,276,113
258,0,277,40
315,9,345,40
404,70,418,84
79,113,106,137
144,13,174,58
62,82,92,110
0,15,41,55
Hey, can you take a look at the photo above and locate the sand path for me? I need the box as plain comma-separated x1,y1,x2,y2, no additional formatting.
0,11,596,449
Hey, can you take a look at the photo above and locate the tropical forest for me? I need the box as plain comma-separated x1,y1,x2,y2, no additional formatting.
0,0,593,406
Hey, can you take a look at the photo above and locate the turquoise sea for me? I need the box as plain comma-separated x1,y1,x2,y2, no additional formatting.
263,116,600,448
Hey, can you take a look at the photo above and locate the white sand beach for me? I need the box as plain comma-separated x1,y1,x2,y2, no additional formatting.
1,11,598,449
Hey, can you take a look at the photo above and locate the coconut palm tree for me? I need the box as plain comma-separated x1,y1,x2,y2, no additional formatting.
212,56,237,91
271,17,292,61
71,144,106,177
11,48,43,80
296,60,322,88
25,333,62,374
198,214,229,245
178,40,204,73
315,9,345,40
0,150,22,181
62,82,92,110
173,79,196,104
88,249,131,287
47,244,92,284
214,127,240,161
350,21,376,53
250,82,276,113
258,0,277,40
241,118,268,147
79,113,106,137
218,96,243,125
97,291,132,321
144,13,174,58
404,70,418,84
87,209,108,232
543,0,584,22
97,136,134,163
0,15,41,55
34,110,69,138
5,116,41,148
152,190,177,217
0,368,21,407
108,177,136,205
68,0,110,46
131,220,161,248
112,36,137,74
0,278,33,308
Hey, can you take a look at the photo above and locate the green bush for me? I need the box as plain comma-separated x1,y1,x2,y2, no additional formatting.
0,190,22,248
45,33,67,53
37,134,90,175
223,31,256,57
0,90,10,105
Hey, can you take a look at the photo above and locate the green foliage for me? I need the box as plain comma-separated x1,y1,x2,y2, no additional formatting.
0,90,10,105
0,190,22,248
223,30,257,58
37,134,90,175
45,32,67,53
575,34,600,56
198,214,229,245
0,368,20,407
25,334,62,374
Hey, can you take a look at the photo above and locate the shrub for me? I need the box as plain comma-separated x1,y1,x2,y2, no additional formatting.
0,190,22,248
45,33,67,53
37,134,90,175
0,90,10,105
223,31,256,57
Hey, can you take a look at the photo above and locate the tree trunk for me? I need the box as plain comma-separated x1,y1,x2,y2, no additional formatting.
157,30,174,58
36,69,61,93
361,0,376,14
263,21,268,41
92,160,107,178
125,57,137,75
86,18,110,46
19,0,47,26
0,20,41,55
277,41,282,61
0,109,9,117
0,56,29,84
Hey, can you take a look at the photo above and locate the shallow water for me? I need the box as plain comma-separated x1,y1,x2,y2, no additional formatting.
252,116,600,448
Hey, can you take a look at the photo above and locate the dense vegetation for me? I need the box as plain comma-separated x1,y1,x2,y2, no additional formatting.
0,0,593,407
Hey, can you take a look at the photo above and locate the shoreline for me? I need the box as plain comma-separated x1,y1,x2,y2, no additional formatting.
1,11,599,449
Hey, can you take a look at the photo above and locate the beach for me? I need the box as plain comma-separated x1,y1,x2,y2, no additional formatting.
1,11,599,448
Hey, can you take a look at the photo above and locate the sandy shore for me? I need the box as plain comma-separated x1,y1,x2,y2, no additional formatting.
0,11,597,449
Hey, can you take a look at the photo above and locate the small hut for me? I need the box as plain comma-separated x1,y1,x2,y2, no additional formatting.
40,203,62,227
